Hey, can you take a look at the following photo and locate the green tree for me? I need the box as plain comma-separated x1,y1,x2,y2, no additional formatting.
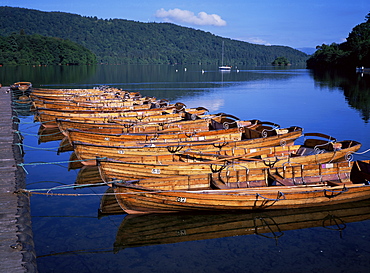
272,56,290,65
0,7,309,65
307,11,370,69
0,33,96,65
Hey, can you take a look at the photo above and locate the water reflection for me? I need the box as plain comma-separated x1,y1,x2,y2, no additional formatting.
310,69,370,123
14,65,370,272
0,65,97,86
112,198,370,251
4,65,370,121
37,126,64,144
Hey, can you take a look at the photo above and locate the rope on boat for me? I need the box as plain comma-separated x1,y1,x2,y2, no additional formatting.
353,148,370,155
12,115,21,121
343,148,370,162
15,183,349,198
14,131,24,141
256,191,285,202
17,157,107,174
324,185,348,198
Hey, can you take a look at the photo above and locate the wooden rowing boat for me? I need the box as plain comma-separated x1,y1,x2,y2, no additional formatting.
68,124,301,154
65,123,246,147
103,160,355,190
73,141,300,165
29,89,149,102
31,87,137,98
96,134,360,179
30,90,157,111
31,99,156,112
32,86,129,94
111,160,370,214
30,94,156,106
31,87,139,98
56,112,241,136
11,81,32,91
67,121,298,165
112,198,370,250
30,93,167,111
34,103,196,118
35,107,208,128
57,117,213,135
63,120,288,147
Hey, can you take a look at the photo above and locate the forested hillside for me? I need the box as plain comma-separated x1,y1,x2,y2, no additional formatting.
307,12,370,70
0,33,96,65
0,7,308,65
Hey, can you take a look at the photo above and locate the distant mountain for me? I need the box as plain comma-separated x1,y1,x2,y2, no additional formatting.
296,48,316,55
0,6,308,65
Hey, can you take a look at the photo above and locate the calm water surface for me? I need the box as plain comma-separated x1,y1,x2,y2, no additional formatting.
5,64,370,272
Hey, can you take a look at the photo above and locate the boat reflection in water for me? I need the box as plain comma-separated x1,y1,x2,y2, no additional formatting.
109,198,370,252
75,165,104,185
37,125,65,144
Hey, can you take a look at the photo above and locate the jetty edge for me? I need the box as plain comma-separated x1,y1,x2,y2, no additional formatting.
0,85,37,272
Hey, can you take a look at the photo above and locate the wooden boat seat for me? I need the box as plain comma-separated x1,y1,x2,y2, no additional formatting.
326,180,353,187
211,179,230,189
267,170,295,186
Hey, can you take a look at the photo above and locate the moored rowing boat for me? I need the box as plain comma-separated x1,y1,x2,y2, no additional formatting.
96,135,360,180
111,160,370,214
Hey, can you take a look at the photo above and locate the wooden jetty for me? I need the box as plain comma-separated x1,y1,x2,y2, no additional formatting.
0,85,36,272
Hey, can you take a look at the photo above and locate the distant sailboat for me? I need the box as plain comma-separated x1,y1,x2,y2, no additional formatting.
219,41,231,71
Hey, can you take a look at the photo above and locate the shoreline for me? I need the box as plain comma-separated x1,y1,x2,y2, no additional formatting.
0,86,37,272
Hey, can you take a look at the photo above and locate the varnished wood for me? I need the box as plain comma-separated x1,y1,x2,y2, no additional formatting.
96,137,360,180
112,160,370,214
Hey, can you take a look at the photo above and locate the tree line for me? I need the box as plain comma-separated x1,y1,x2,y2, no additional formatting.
0,33,96,65
307,12,370,70
0,7,308,65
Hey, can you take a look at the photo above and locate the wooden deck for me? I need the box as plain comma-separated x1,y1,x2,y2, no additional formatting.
0,86,37,272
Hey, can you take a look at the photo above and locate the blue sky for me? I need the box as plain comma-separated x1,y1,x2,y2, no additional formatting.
2,0,369,49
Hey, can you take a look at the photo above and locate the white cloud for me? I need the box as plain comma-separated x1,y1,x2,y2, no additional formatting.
243,37,270,45
155,8,226,26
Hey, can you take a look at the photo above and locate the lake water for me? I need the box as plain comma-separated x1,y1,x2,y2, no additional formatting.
5,64,370,272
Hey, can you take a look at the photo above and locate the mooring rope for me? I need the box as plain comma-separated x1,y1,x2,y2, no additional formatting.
26,182,109,193
13,119,36,125
17,190,112,197
14,130,62,137
13,118,53,126
17,157,107,174
14,142,69,152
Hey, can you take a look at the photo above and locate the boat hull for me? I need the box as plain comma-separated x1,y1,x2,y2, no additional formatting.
114,183,370,214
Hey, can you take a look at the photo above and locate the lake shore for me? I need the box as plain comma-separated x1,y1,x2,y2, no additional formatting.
0,86,36,272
